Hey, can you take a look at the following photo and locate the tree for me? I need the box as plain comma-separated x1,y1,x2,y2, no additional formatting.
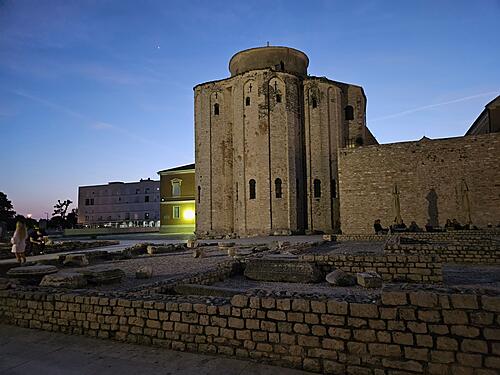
66,208,78,228
0,192,16,223
52,199,73,222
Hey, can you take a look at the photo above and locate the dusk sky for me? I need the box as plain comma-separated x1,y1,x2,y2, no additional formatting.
1,0,499,219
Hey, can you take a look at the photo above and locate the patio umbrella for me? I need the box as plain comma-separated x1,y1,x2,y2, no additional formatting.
392,183,403,225
460,179,472,225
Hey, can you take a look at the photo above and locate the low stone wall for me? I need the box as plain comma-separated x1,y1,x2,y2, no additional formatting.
1,285,499,374
300,254,442,283
64,227,159,237
335,231,500,243
385,244,500,264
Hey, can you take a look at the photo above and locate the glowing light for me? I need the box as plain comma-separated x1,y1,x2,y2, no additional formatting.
27,214,32,219
183,209,195,220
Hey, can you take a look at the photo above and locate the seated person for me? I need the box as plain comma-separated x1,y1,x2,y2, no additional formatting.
29,227,46,255
408,221,422,232
373,219,388,234
444,219,453,230
452,219,463,230
392,219,407,232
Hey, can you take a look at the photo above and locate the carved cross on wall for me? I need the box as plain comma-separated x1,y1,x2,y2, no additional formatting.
274,81,278,91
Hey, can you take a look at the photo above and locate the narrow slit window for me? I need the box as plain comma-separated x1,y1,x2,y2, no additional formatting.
331,179,337,198
275,178,282,198
314,179,321,198
345,105,354,120
245,97,251,106
312,97,317,108
249,179,256,200
280,61,285,71
276,94,282,103
214,103,219,116
197,186,201,203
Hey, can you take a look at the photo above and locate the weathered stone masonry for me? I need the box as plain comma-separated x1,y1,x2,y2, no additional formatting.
338,133,500,234
1,287,499,374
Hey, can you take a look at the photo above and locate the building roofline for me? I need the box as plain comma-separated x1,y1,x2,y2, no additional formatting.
157,163,195,174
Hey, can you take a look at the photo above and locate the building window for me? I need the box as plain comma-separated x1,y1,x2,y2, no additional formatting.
197,186,201,203
145,188,150,194
312,97,317,108
331,179,337,198
245,97,251,106
145,212,149,220
173,206,180,219
145,196,149,202
171,179,182,197
345,105,354,120
275,178,282,198
280,61,285,71
214,103,219,116
276,94,282,103
249,179,256,200
136,188,140,194
313,179,321,198
85,199,89,206
90,198,94,205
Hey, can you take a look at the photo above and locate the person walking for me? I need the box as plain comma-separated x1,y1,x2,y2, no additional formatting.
11,221,28,264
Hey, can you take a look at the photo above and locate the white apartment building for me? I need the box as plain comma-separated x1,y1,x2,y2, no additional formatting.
77,178,160,227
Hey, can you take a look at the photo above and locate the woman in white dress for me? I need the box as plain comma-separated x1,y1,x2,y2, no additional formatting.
11,221,28,264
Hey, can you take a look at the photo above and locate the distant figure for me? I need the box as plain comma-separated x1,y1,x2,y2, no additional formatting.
408,221,422,232
373,219,388,234
29,226,46,255
11,221,28,264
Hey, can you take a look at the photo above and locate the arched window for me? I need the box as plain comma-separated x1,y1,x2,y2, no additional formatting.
249,179,256,200
345,105,354,120
312,97,317,109
245,97,251,106
331,179,337,198
313,179,321,198
214,103,219,116
276,94,282,103
197,186,201,203
275,178,282,198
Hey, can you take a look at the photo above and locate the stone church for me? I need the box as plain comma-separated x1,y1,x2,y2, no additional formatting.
194,46,500,237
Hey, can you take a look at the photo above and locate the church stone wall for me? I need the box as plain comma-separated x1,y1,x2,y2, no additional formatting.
338,133,500,234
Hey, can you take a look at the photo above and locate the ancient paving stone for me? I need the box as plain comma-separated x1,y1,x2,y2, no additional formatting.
244,259,322,283
76,266,125,285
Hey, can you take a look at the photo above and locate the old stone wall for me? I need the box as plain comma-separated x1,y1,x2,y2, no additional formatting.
385,244,500,264
338,133,500,234
1,286,499,374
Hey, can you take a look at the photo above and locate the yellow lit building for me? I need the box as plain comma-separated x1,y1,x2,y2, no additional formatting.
157,164,195,234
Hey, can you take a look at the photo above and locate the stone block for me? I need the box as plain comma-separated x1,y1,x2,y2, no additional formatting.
135,266,153,279
356,272,383,288
244,259,322,283
40,272,87,288
62,254,89,267
76,266,125,285
326,269,356,286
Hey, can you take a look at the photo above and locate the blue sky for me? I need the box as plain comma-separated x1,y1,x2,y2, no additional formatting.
1,0,499,219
